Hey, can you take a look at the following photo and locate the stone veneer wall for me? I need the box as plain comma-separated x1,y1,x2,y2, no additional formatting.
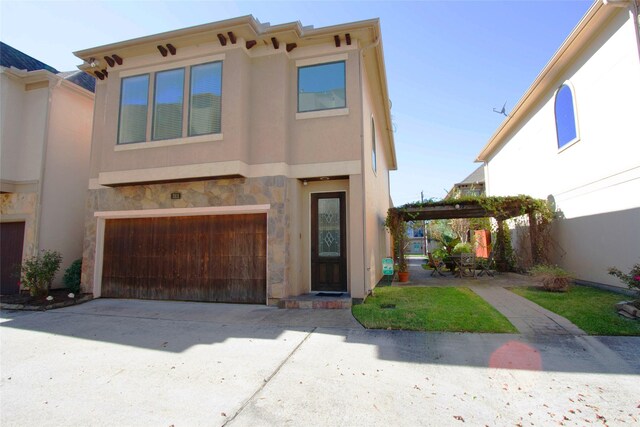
0,192,38,260
81,176,289,304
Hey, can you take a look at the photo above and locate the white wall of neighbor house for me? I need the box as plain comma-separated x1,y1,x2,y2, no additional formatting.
38,83,94,286
484,8,640,288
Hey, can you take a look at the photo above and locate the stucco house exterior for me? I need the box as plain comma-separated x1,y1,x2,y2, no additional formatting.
74,16,396,305
0,42,95,294
476,0,640,289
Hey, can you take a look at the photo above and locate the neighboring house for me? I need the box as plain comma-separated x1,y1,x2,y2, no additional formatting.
0,42,95,294
446,165,485,199
74,16,396,304
476,0,640,289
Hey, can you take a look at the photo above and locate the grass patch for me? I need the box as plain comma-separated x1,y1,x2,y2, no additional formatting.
511,286,640,336
352,287,517,333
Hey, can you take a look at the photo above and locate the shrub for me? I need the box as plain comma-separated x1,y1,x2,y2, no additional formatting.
63,258,82,294
452,242,473,254
20,250,63,297
607,262,640,299
529,264,573,292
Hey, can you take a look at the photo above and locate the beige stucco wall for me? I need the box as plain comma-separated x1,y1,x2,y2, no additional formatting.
89,44,362,179
39,84,94,285
484,8,640,288
360,54,393,295
0,73,48,183
0,70,94,287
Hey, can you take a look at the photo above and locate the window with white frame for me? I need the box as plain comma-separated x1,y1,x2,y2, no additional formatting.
297,61,346,113
554,83,579,150
118,61,222,144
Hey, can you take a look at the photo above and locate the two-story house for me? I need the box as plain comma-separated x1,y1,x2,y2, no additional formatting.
0,42,95,295
476,0,640,289
74,16,396,305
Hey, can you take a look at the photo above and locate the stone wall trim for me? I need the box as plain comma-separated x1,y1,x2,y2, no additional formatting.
94,204,271,219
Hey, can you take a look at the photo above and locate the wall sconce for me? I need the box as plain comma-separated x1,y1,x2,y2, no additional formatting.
303,180,308,186
88,57,97,68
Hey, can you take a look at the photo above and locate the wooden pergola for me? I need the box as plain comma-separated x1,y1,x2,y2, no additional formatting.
388,196,550,270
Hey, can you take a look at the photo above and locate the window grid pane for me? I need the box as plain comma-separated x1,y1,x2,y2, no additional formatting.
298,61,346,113
189,62,222,136
153,68,185,141
118,75,149,144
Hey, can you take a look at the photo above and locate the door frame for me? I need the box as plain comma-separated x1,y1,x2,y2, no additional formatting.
93,205,270,302
308,190,348,293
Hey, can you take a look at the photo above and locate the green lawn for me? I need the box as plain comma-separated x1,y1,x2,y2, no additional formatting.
352,287,517,333
511,286,640,336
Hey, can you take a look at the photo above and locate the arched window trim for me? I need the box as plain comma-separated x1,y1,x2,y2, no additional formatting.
554,80,580,152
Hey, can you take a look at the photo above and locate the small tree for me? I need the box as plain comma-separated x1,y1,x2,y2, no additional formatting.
20,250,62,298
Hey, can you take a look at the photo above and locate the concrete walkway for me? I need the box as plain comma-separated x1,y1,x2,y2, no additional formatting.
402,258,587,336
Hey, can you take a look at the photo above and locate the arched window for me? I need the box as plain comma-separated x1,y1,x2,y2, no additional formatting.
554,83,579,149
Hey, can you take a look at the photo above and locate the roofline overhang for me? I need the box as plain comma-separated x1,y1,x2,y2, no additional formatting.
476,0,624,163
0,66,95,99
73,14,396,169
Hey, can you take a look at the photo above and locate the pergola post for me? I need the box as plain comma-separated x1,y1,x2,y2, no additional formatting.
528,210,540,266
495,218,507,271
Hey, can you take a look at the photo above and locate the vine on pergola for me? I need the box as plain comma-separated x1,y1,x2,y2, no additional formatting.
386,195,554,272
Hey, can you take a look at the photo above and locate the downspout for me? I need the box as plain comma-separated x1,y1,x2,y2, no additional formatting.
603,0,640,61
358,35,381,298
34,77,58,255
633,0,640,62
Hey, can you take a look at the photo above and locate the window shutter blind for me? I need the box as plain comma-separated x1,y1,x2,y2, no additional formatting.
153,69,184,140
189,62,222,136
118,75,149,144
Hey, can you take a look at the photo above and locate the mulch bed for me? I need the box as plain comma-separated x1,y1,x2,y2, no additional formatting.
0,288,92,311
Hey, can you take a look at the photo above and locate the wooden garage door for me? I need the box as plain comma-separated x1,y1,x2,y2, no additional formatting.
102,214,266,303
1,222,25,295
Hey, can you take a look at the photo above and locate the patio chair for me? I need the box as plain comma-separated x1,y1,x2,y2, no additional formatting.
427,252,446,277
459,253,476,278
477,251,495,277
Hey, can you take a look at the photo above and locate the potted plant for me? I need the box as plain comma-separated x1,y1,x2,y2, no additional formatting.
397,257,409,282
529,264,573,292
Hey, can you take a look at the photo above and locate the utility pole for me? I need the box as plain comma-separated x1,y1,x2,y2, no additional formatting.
421,191,427,257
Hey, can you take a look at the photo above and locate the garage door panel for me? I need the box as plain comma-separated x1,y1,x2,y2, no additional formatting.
102,214,266,303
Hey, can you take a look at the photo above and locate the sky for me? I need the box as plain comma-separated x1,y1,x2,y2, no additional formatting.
0,0,593,205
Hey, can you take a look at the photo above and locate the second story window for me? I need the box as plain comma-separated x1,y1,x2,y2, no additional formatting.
118,61,222,145
190,62,222,136
153,68,184,140
554,83,579,150
298,61,345,113
118,75,149,144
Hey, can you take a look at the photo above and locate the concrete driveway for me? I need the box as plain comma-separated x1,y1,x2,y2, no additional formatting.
1,299,639,426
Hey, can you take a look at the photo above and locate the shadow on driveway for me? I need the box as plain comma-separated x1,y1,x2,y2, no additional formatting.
2,298,639,375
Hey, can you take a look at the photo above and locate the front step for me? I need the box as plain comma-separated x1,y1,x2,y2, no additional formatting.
278,293,352,309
